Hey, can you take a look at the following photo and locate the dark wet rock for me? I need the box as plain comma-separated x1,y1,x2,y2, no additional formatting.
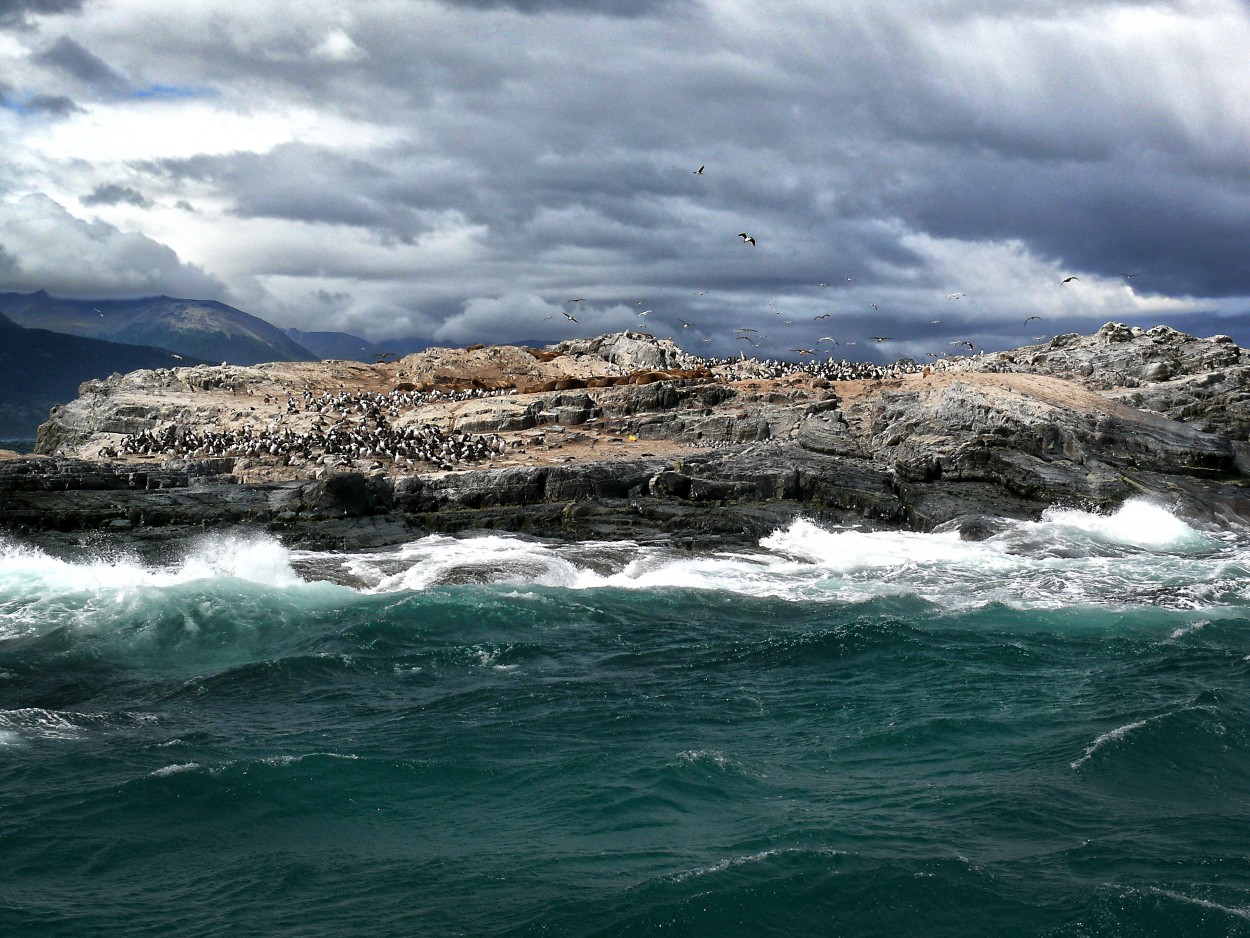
5,325,1250,551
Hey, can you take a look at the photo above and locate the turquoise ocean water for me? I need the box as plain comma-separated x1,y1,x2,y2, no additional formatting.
3,499,1250,936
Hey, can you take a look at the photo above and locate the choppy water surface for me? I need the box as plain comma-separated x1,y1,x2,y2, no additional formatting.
3,499,1250,936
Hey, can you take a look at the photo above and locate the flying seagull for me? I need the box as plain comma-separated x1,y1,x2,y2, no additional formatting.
1061,276,1079,283
694,165,705,174
947,292,965,300
738,232,756,245
817,336,838,345
870,336,892,343
568,297,585,303
813,314,831,320
679,319,695,328
1024,315,1042,324
562,311,579,323
1121,273,1140,279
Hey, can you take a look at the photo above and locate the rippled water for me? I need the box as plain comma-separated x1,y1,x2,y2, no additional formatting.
3,499,1250,935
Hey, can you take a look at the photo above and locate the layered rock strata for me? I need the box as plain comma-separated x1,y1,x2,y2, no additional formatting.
3,325,1248,553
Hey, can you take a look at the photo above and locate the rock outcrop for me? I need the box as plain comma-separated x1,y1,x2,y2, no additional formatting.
4,324,1249,553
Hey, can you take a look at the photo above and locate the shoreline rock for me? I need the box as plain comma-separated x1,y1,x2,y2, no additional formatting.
4,324,1248,555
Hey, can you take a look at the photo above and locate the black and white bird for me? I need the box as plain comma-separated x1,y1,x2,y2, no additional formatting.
1061,276,1079,284
694,165,705,175
738,232,756,246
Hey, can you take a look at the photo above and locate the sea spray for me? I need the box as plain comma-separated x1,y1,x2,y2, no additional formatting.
3,502,1250,934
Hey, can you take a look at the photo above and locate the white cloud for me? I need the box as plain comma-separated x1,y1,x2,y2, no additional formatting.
0,193,225,297
311,28,363,62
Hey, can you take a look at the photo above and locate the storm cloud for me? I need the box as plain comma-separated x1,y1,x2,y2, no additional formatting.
0,0,1247,357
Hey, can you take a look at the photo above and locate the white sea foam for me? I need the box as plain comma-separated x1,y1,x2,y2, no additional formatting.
0,708,84,742
1071,717,1152,769
3,500,1244,618
1146,887,1250,921
150,762,201,777
0,531,303,597
1039,498,1210,552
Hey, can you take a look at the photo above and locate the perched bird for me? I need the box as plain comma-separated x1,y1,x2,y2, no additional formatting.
1061,276,1079,283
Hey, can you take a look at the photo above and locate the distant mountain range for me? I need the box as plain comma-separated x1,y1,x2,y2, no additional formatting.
0,290,452,438
0,291,316,366
284,328,433,363
0,311,210,439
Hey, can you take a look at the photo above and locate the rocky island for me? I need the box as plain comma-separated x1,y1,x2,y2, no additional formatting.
2,323,1248,554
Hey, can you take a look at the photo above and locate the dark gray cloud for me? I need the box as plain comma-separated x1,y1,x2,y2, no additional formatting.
36,35,129,94
25,92,81,114
81,183,154,208
0,242,20,277
442,0,681,15
2,1,1247,355
0,0,86,27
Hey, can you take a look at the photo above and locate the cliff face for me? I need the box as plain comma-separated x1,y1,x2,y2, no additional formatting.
5,325,1249,550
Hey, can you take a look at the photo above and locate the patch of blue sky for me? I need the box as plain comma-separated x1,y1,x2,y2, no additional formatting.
128,84,219,101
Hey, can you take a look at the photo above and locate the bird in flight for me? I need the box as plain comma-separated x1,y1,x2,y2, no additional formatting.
813,313,831,320
1061,276,1079,283
930,319,942,324
694,165,705,175
638,309,652,317
735,327,758,334
869,303,878,311
817,336,838,345
947,293,965,300
791,348,815,358
562,311,579,323
951,340,975,352
1024,315,1042,324
1121,273,1139,279
679,319,695,329
870,336,892,343
738,232,756,245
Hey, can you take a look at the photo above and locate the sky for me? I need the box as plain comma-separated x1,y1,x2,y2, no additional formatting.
1,0,1249,362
